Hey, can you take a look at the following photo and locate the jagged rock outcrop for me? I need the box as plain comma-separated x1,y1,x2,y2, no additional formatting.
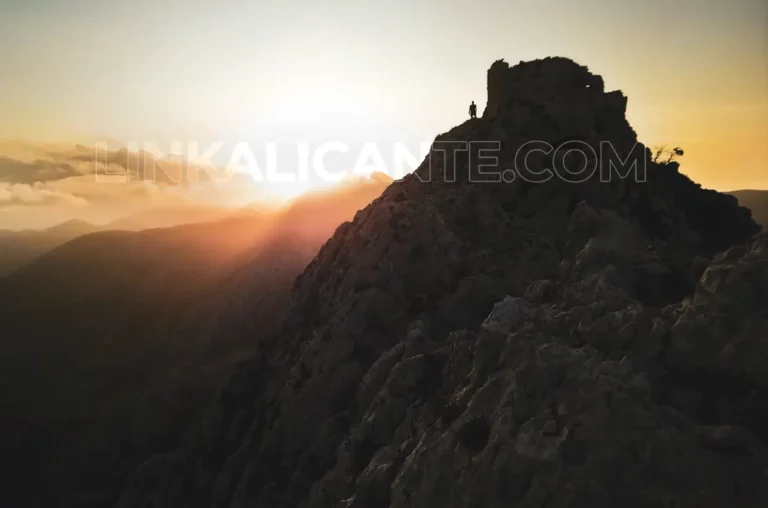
118,57,764,508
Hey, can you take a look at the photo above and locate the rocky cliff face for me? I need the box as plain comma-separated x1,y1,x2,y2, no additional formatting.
118,58,765,508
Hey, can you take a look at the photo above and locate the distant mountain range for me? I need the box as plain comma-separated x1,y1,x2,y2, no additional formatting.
0,179,399,279
104,204,236,231
0,205,238,278
728,190,768,229
0,177,388,507
0,219,101,277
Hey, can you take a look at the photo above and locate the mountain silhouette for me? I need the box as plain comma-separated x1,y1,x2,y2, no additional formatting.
116,58,767,508
0,206,238,279
0,178,387,507
0,219,101,277
729,190,768,229
105,205,235,231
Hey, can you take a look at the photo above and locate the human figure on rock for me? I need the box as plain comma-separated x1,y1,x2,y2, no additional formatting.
468,101,477,119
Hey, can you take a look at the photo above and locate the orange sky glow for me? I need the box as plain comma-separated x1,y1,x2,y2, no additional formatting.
0,0,766,229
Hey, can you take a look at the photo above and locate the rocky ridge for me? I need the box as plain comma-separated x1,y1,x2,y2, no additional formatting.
118,57,766,508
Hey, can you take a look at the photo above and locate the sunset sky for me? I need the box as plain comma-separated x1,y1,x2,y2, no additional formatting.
1,0,767,228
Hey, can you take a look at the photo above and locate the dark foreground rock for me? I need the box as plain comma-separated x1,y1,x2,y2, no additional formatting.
118,58,765,508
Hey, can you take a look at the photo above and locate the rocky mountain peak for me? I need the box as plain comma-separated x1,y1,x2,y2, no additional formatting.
118,58,766,508
486,58,612,120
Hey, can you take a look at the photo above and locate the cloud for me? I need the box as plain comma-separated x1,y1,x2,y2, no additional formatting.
0,156,84,184
0,141,271,229
0,182,88,208
64,148,200,185
0,143,198,186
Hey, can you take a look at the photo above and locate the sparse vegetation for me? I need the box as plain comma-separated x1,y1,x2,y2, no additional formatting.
652,145,685,164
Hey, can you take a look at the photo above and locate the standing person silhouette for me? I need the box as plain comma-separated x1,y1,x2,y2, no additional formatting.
468,101,477,119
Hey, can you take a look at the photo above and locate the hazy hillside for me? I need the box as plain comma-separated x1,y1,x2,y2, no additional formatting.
0,205,239,278
105,204,236,231
0,177,388,508
0,219,100,277
729,190,768,229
